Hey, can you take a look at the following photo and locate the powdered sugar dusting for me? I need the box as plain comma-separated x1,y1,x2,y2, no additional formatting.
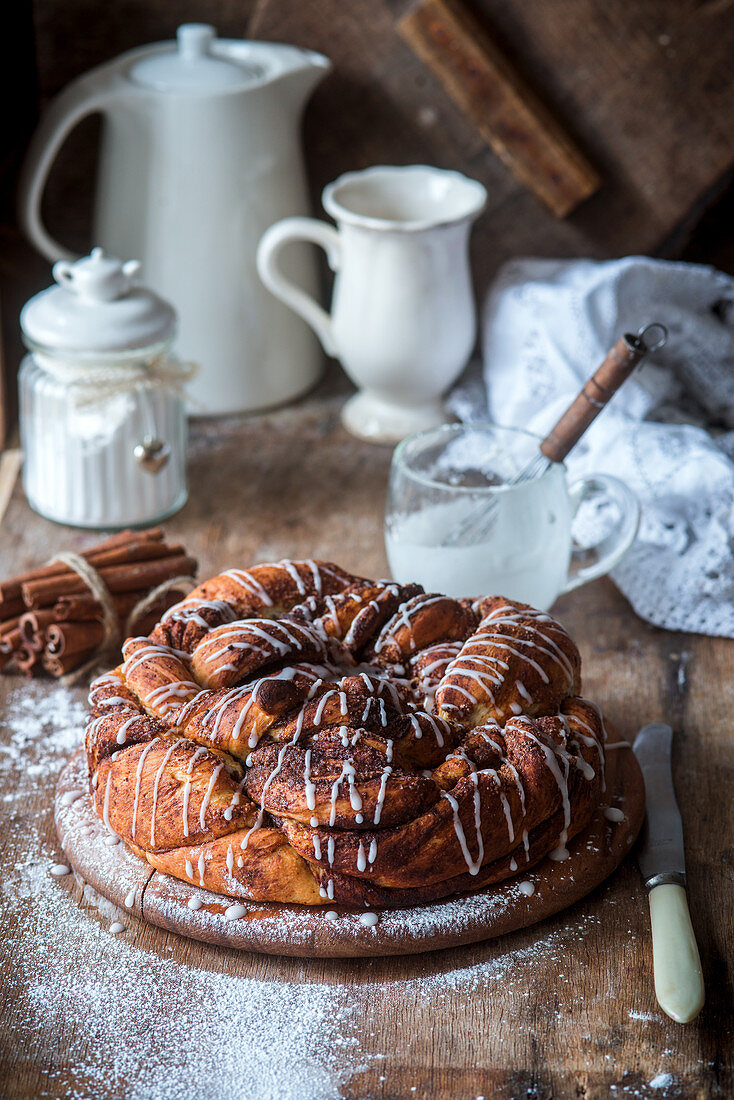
0,683,86,785
0,682,691,1098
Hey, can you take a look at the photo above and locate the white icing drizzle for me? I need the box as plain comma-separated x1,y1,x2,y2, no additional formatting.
372,593,443,654
359,912,379,927
144,680,199,715
442,786,483,876
60,788,85,806
516,681,532,704
224,903,246,921
124,889,136,908
181,747,208,838
132,739,160,841
49,864,70,877
523,724,571,853
115,715,143,745
223,780,245,822
102,773,113,832
328,758,362,827
150,740,179,846
122,640,187,678
198,762,224,830
518,880,535,896
604,806,625,822
303,749,316,810
549,845,570,861
187,896,203,911
223,568,274,605
373,766,392,825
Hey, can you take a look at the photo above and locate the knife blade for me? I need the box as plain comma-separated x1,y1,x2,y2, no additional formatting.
633,723,705,1023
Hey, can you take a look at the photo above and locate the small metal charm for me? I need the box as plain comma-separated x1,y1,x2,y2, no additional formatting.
134,436,171,473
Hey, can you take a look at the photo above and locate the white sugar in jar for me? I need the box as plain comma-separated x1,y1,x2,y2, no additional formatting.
19,249,190,528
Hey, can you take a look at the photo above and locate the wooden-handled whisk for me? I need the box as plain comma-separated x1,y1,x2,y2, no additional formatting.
445,322,668,546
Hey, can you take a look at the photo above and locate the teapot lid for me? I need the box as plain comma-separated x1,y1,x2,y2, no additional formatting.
21,248,177,355
129,24,261,92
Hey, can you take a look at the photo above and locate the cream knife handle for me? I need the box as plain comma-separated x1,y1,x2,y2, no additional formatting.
648,882,705,1023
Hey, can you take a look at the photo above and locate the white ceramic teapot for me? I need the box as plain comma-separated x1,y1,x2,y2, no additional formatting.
19,24,331,415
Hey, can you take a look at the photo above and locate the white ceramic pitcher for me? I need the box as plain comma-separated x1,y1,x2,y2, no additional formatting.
257,165,487,442
18,24,331,415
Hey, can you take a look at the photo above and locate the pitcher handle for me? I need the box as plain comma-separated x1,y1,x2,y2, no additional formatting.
562,473,640,593
257,217,341,356
18,78,118,263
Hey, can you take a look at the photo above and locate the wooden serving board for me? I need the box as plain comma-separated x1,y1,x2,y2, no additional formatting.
55,726,644,959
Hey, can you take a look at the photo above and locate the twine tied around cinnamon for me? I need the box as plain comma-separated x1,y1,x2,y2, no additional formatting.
48,551,196,684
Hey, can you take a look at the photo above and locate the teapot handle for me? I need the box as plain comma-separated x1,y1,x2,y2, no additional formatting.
257,217,341,357
17,76,120,263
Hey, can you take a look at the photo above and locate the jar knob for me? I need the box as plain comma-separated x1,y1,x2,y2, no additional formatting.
51,248,141,303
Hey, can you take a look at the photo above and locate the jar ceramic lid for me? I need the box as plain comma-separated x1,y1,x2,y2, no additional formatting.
20,248,176,355
129,24,262,92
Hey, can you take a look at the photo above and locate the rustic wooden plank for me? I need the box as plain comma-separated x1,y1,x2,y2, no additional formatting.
0,449,22,525
249,0,734,300
398,0,600,217
0,388,730,1098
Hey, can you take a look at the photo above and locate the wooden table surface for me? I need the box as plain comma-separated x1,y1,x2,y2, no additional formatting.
0,376,731,1099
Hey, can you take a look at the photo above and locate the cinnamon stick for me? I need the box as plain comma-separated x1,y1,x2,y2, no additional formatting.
19,609,57,651
0,627,21,654
0,616,21,638
45,621,105,658
53,591,142,623
0,597,27,622
43,650,94,678
0,629,20,671
0,533,173,605
0,530,165,602
14,644,41,675
22,553,196,608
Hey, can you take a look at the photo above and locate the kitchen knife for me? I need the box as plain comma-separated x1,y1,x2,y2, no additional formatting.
633,723,705,1023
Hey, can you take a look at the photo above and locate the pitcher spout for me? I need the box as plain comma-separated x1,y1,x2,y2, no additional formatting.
267,45,332,110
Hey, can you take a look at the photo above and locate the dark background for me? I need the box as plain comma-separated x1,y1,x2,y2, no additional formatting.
3,0,734,442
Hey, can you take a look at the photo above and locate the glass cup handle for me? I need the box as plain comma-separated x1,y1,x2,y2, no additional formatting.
561,474,640,594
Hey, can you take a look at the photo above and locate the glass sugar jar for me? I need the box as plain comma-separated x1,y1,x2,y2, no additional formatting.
19,249,189,528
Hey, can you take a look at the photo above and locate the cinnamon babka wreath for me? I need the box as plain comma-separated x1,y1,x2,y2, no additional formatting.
85,560,608,908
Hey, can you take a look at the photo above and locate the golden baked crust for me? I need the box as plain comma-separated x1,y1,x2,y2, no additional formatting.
85,559,606,908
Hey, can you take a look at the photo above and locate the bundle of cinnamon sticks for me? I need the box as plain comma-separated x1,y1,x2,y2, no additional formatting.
0,528,197,677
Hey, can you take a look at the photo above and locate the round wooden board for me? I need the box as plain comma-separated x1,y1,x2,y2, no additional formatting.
55,728,644,958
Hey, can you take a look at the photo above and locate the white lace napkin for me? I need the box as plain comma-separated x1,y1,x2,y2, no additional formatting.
449,256,734,637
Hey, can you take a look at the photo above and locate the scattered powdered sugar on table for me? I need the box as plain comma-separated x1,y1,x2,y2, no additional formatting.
4,841,607,1100
0,683,695,1100
0,683,86,786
